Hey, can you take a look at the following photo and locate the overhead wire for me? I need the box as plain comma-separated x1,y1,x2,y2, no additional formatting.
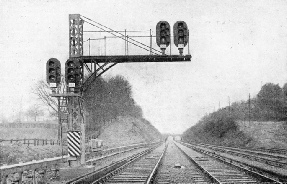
84,20,157,55
80,15,162,55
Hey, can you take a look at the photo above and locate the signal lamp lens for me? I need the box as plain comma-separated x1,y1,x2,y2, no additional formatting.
160,30,166,36
49,68,56,74
49,76,56,82
49,61,55,67
179,37,184,44
68,68,74,74
160,37,166,44
160,23,166,29
67,61,74,67
68,75,75,81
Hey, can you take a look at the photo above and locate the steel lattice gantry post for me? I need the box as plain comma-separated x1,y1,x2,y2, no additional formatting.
69,14,84,58
68,14,86,166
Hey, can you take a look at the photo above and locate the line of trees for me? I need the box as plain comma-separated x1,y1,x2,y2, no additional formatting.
31,75,143,137
83,75,143,130
229,83,287,121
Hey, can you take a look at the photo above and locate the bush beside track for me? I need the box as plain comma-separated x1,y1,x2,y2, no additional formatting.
182,111,253,147
183,82,287,149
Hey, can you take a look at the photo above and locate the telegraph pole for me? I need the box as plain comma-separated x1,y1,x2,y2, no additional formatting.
228,96,231,115
248,93,251,123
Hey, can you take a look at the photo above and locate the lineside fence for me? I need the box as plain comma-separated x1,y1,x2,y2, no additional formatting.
0,133,100,147
0,122,58,129
0,139,61,146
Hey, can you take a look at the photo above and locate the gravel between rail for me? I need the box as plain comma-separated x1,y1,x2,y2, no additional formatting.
50,147,149,184
156,141,211,183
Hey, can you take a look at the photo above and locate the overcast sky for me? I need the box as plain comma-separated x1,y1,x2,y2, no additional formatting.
1,0,287,134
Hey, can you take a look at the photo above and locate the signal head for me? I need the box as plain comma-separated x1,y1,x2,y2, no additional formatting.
173,21,189,47
65,59,83,92
156,21,171,53
46,58,61,87
173,21,189,55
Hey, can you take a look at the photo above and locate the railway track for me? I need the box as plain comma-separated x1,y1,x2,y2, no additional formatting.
178,141,287,183
105,143,166,183
66,140,287,183
255,147,287,155
156,141,211,183
183,142,287,169
175,141,283,183
66,143,164,184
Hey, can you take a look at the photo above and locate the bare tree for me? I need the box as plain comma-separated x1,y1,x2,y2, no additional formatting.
32,76,67,139
32,80,57,112
26,105,44,121
32,75,66,114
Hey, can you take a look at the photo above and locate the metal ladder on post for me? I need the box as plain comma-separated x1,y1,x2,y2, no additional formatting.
59,96,68,144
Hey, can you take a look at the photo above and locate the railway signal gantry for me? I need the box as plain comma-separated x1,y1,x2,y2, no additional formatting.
46,14,192,166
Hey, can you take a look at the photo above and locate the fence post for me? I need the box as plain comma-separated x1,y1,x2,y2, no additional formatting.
41,168,48,183
32,169,36,184
24,138,26,145
18,172,23,184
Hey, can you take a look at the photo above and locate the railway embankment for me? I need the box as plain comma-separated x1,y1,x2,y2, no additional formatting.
0,116,161,166
183,82,287,149
182,113,253,148
182,119,287,150
237,121,287,148
98,116,162,148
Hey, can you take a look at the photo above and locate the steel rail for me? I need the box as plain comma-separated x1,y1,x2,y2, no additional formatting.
194,141,287,156
66,147,155,184
91,149,153,184
145,144,168,184
174,142,222,184
179,142,285,183
183,142,287,173
196,142,287,161
86,146,147,165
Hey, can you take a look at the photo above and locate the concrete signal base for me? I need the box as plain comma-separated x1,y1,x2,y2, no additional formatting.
68,157,81,167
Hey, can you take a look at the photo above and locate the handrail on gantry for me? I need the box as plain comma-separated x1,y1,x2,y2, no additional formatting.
80,15,162,55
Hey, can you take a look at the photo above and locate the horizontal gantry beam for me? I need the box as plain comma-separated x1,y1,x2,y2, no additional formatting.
77,55,192,63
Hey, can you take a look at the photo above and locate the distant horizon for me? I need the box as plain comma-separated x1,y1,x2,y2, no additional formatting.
1,80,286,135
